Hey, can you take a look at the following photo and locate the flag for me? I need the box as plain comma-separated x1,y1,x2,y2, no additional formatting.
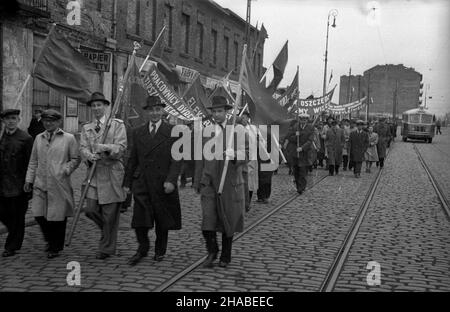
262,40,288,93
119,60,148,128
182,74,212,123
241,55,289,126
276,68,299,110
32,26,96,103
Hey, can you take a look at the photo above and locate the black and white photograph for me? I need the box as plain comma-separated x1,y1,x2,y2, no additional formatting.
0,0,449,299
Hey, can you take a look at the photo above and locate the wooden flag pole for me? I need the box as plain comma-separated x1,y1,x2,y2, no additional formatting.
66,42,141,246
218,44,247,195
139,25,166,73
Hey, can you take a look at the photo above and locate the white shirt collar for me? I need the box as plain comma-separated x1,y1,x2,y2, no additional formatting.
96,115,106,125
149,119,162,133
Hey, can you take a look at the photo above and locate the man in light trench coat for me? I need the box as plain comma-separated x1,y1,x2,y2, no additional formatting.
80,92,127,259
24,109,80,258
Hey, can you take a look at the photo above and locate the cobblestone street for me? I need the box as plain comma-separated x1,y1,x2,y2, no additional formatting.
0,129,449,292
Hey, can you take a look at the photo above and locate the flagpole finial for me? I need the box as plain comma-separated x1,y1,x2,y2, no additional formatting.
133,41,142,51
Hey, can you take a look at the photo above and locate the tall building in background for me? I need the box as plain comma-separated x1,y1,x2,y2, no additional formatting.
339,74,365,105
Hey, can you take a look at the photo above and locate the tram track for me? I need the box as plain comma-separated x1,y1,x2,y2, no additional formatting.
154,173,330,292
413,143,450,220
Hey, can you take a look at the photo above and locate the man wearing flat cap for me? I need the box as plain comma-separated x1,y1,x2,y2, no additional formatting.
285,113,314,194
0,109,33,257
193,95,248,268
123,95,181,266
80,92,127,259
348,120,369,178
24,109,80,258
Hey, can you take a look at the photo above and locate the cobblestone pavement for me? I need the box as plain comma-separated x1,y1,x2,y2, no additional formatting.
334,133,450,291
0,161,326,292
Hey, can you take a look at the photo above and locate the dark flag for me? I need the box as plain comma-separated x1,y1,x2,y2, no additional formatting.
263,40,288,93
276,67,299,111
32,26,95,103
182,74,212,122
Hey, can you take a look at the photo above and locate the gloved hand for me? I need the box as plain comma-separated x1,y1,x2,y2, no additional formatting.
225,148,235,159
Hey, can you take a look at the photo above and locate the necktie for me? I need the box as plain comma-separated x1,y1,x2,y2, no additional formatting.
150,124,156,137
95,119,101,133
48,132,53,143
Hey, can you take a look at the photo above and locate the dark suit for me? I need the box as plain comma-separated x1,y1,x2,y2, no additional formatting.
349,130,369,175
0,129,33,252
27,117,45,140
285,122,314,192
124,121,182,257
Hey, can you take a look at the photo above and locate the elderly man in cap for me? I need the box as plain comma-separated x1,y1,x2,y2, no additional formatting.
193,95,248,268
0,109,33,257
348,120,369,178
24,109,80,258
80,92,127,259
285,113,314,194
123,96,182,266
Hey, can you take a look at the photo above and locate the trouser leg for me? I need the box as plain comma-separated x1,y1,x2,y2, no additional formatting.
379,158,384,168
297,166,308,192
249,191,253,203
35,216,51,245
343,155,348,169
135,227,150,255
155,222,168,256
220,233,233,263
99,202,121,255
47,218,67,252
335,165,339,174
2,196,28,251
293,165,300,186
328,164,334,175
85,199,104,229
202,230,218,255
354,162,362,174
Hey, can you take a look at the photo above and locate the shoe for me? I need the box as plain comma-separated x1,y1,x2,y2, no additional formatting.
262,199,269,204
127,252,147,266
153,254,164,262
297,190,303,195
96,252,110,260
219,261,229,268
202,253,217,268
2,250,16,257
256,198,263,203
47,251,60,259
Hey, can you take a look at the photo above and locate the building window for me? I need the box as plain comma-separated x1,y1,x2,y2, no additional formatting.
164,4,173,47
234,41,239,71
196,22,204,59
211,29,218,65
181,13,190,54
223,35,229,69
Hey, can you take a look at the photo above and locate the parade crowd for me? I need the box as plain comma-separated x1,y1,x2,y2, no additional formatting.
0,91,396,269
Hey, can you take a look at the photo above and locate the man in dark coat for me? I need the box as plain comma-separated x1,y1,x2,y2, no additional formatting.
27,109,45,140
193,95,248,268
256,126,274,204
0,109,33,257
123,96,182,266
285,113,314,194
348,120,369,178
373,117,391,168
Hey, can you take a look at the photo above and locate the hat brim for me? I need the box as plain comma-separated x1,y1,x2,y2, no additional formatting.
87,99,110,106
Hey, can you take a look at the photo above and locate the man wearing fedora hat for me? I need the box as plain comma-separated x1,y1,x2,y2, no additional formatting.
24,109,80,258
0,109,33,257
123,95,182,266
348,120,369,178
193,95,248,268
80,91,127,259
285,113,314,194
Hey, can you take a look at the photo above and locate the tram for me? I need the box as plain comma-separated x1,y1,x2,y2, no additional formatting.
401,106,435,143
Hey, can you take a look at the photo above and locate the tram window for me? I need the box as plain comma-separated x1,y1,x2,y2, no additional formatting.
421,115,433,124
409,114,420,123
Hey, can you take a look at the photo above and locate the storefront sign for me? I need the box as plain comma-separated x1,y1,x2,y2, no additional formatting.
81,50,111,72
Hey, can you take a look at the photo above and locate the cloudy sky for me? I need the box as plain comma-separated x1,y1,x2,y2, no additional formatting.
215,0,450,116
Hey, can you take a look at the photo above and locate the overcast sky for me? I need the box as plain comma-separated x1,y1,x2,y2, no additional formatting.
215,0,450,116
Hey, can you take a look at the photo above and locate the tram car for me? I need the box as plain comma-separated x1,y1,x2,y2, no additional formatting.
401,106,435,143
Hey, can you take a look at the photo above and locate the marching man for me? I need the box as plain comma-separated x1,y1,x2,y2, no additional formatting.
193,95,248,268
80,92,127,259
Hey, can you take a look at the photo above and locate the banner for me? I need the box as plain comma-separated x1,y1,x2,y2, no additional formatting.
276,68,299,109
290,86,336,115
182,75,213,125
142,63,196,120
327,97,367,115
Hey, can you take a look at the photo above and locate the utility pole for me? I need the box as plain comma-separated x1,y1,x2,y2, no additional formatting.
245,0,252,47
366,73,370,122
347,67,351,120
393,80,398,120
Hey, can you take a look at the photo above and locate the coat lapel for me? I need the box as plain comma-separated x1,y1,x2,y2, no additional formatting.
146,122,170,156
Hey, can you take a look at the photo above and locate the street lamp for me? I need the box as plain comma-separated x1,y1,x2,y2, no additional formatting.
322,9,338,96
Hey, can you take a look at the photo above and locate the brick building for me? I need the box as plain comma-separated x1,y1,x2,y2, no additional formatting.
339,64,423,119
1,0,265,132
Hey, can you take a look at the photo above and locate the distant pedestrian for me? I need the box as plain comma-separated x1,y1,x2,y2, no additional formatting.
436,119,442,135
0,109,33,257
324,119,345,176
364,125,379,173
24,110,80,259
342,119,351,171
374,117,391,169
27,109,45,140
349,120,369,178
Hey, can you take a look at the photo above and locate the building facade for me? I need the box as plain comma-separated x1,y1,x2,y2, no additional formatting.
339,64,423,118
1,0,265,132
